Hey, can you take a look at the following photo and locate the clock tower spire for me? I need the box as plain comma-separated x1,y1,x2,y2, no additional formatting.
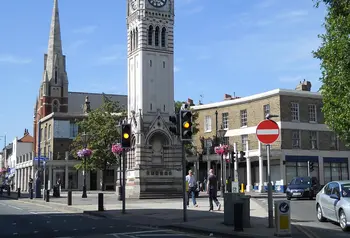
125,0,182,199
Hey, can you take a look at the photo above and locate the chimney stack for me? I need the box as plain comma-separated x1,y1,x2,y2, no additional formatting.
83,96,91,113
187,98,194,106
224,94,232,100
295,79,312,91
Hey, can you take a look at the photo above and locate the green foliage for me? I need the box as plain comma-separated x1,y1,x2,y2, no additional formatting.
70,94,127,171
174,101,199,155
313,0,350,143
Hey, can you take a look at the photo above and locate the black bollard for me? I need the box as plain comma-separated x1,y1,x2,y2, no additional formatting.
46,190,50,202
98,193,104,211
67,190,72,206
118,186,122,201
17,188,21,198
7,188,10,196
234,202,244,231
30,189,33,199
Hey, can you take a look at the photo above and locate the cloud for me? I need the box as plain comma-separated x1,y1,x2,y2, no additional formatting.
96,44,126,65
174,66,180,72
0,55,32,64
72,25,97,34
66,40,87,54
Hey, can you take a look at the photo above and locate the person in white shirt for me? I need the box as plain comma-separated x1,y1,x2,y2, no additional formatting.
186,170,198,207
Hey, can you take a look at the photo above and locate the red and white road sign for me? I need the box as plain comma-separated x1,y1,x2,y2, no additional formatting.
256,120,280,144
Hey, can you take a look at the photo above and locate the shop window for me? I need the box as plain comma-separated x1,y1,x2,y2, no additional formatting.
324,162,348,183
286,161,319,184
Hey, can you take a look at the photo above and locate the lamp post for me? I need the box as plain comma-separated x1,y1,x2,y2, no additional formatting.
111,143,123,201
34,113,42,198
81,132,89,198
217,125,226,196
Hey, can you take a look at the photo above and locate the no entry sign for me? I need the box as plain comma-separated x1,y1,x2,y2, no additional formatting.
256,120,280,144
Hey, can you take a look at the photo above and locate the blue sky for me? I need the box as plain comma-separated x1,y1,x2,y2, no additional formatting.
0,0,326,145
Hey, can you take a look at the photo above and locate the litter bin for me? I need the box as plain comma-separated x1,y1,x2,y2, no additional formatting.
53,185,60,197
224,193,251,228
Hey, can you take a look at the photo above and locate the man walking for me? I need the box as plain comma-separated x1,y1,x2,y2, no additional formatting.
207,169,221,211
186,170,198,207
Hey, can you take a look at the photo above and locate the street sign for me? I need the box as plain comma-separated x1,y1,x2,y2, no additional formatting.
279,202,289,213
256,119,280,144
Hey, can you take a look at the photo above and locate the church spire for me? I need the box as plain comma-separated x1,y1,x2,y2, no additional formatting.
48,0,62,56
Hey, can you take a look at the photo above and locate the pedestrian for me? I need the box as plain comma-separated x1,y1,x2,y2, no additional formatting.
207,169,221,211
186,170,198,207
203,177,207,192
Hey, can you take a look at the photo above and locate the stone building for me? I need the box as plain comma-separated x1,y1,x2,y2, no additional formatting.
192,80,350,191
21,0,127,192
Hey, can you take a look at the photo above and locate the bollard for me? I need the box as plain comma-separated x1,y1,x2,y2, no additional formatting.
98,193,104,211
46,190,50,202
0,187,3,196
7,188,10,196
67,190,72,206
30,189,33,199
234,202,244,231
118,186,122,201
17,188,21,198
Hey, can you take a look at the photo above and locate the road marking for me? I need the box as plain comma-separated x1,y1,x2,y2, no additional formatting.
137,235,185,237
12,223,16,225
33,231,38,233
12,233,18,235
7,205,23,210
54,230,59,232
73,228,77,231
109,230,171,235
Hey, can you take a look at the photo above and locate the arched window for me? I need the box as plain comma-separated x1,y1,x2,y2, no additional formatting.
52,100,59,112
133,29,136,50
161,27,166,47
54,67,58,84
155,26,160,46
148,26,153,45
135,28,138,49
130,30,134,51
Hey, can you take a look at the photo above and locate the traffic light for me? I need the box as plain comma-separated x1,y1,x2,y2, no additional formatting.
239,151,246,161
180,110,193,141
309,161,314,172
121,124,131,148
231,151,236,162
169,114,179,135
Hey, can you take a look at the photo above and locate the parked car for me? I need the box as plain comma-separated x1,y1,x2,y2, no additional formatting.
315,180,350,231
286,176,320,200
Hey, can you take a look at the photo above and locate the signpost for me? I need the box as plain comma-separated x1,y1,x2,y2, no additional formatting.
256,118,280,229
274,200,291,236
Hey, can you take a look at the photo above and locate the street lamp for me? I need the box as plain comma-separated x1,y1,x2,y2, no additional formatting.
81,132,89,198
217,125,226,196
34,113,42,198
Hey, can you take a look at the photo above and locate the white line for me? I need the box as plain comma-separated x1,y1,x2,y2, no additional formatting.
256,129,279,135
137,235,185,237
7,205,23,210
109,230,171,235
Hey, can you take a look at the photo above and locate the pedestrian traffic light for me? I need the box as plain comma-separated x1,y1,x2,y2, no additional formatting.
180,110,193,141
121,124,131,148
239,151,246,161
169,114,179,135
309,161,314,172
231,151,236,162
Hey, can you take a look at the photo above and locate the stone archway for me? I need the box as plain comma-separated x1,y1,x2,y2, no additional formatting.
148,131,170,165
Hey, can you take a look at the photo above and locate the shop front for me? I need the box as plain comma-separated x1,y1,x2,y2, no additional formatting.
285,155,319,184
323,157,349,184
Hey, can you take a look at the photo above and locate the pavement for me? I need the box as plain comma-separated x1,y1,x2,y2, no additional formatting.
0,197,209,238
255,197,350,237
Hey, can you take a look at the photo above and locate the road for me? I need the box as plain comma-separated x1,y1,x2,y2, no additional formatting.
255,197,350,238
0,197,211,238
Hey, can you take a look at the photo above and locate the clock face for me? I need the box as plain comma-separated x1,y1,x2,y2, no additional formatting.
148,0,167,8
130,0,137,10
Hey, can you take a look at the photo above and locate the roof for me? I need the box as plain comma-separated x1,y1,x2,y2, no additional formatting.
68,92,127,114
18,134,34,143
191,88,322,111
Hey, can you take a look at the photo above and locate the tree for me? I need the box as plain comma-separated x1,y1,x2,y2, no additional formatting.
70,95,126,190
313,0,350,143
174,101,199,155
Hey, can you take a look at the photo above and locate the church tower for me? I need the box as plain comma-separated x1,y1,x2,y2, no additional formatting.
34,0,68,152
126,0,182,198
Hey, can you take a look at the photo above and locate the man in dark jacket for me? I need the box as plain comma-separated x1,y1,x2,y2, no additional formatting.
207,169,221,211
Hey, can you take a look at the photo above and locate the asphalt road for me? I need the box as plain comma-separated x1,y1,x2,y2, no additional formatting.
0,197,210,238
255,197,350,238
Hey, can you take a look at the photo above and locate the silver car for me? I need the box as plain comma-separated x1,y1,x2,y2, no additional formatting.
315,180,350,231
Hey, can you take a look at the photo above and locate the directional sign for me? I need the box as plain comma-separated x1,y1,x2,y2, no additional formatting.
256,119,280,144
279,202,289,213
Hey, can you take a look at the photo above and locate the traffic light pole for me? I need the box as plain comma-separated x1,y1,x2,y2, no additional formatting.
307,161,310,176
122,149,126,214
181,141,187,222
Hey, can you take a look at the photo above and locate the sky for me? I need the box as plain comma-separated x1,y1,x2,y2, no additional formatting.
0,0,326,146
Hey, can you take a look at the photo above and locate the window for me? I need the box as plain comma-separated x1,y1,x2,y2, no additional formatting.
44,126,47,140
221,137,229,145
324,162,349,183
308,104,317,122
292,130,300,148
135,28,138,49
241,134,248,151
263,104,270,119
331,132,338,149
47,145,51,159
163,61,165,68
43,147,46,157
52,100,59,112
48,125,51,139
161,27,166,47
222,112,229,129
130,30,133,51
149,60,152,67
309,131,318,149
204,116,212,132
240,109,247,127
70,123,78,138
54,67,58,84
148,25,153,45
155,26,160,46
291,102,299,121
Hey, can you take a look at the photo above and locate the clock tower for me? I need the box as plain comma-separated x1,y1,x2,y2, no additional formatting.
126,0,182,198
